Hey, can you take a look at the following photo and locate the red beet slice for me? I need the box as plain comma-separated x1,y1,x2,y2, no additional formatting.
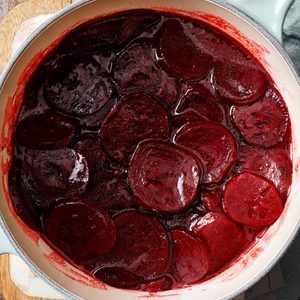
192,212,245,273
129,141,201,214
232,88,289,147
140,276,173,292
85,172,134,210
16,110,79,149
214,63,266,105
109,211,170,278
170,230,210,284
236,146,292,199
201,188,224,213
177,92,223,122
94,267,140,289
112,41,178,108
171,110,206,133
99,93,169,164
44,199,116,258
159,20,212,80
45,55,114,116
224,171,284,227
24,148,88,197
174,121,236,184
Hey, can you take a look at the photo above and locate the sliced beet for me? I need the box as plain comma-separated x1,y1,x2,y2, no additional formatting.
159,20,212,80
174,121,236,185
170,230,210,284
99,93,169,164
16,110,78,149
112,41,178,108
24,148,88,197
201,188,224,213
128,141,201,214
44,199,116,258
224,171,284,227
108,211,170,278
177,92,223,122
44,55,114,116
214,63,266,105
94,267,140,289
171,110,206,132
85,172,134,210
232,88,289,147
236,146,292,199
192,212,245,273
140,276,173,292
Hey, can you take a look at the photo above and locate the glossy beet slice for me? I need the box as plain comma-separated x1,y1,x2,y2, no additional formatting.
112,41,178,108
201,188,223,213
174,121,236,185
171,110,206,133
224,172,283,227
232,88,289,147
85,172,134,210
177,92,223,122
192,212,245,273
94,267,140,289
24,149,88,197
236,146,292,199
170,230,210,284
159,20,212,80
129,141,201,214
44,200,116,258
140,276,173,292
110,211,170,278
214,63,266,105
44,55,114,116
99,93,169,164
16,110,79,149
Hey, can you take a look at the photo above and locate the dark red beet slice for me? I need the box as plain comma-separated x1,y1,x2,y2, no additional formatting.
236,146,292,199
171,110,206,132
24,148,88,197
170,230,210,284
85,172,134,210
214,63,266,105
16,110,78,149
128,141,201,214
159,20,212,80
224,171,284,227
174,121,236,185
112,41,178,108
192,212,245,273
201,188,223,213
44,199,116,258
177,92,223,122
109,211,170,278
140,276,173,292
94,267,140,289
99,93,169,164
232,88,289,147
44,55,114,116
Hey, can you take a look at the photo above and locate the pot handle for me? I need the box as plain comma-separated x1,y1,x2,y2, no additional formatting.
225,0,293,43
0,224,17,255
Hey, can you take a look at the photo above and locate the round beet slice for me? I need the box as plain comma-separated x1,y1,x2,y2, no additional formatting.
159,20,212,80
232,88,289,147
224,171,284,227
214,63,266,105
128,141,201,214
44,199,116,259
170,230,210,284
192,212,245,273
44,55,114,116
177,92,223,122
99,93,169,164
24,148,88,197
201,188,223,213
16,110,79,149
236,146,292,199
110,211,170,278
174,121,236,185
171,110,206,133
112,41,178,108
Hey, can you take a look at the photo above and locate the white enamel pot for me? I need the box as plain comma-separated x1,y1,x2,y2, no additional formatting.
0,0,300,299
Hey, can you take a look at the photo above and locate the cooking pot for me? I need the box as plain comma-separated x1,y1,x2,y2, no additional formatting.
0,0,299,299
